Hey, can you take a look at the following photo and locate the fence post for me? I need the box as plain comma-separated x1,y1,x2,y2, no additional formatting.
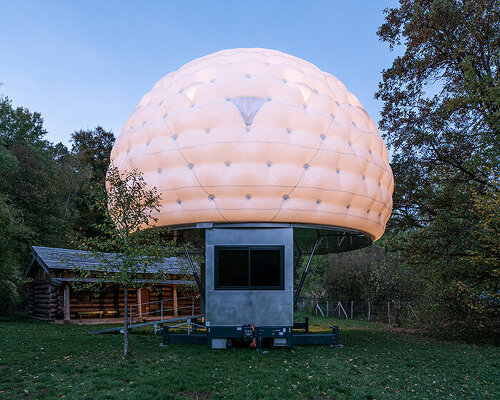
367,301,371,321
326,301,329,317
387,301,391,324
174,286,179,317
338,302,341,317
160,300,163,320
350,301,353,319
192,297,195,315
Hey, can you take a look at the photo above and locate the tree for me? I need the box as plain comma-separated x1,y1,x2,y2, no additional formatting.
70,127,115,239
0,96,80,313
75,166,174,356
376,0,498,225
376,0,499,340
0,195,28,314
0,95,47,148
71,127,115,183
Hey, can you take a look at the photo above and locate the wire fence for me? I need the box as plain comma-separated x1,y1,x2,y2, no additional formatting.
296,299,419,324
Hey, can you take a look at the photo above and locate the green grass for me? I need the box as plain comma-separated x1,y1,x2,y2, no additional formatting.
0,315,498,400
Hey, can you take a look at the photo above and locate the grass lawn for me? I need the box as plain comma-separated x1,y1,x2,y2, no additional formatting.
0,314,498,400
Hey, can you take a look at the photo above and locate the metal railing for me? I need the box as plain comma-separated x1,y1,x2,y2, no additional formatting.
128,296,201,325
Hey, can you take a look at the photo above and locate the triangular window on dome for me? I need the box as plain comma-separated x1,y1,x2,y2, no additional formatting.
231,97,267,126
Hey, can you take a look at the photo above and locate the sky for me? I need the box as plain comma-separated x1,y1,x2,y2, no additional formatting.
0,0,401,147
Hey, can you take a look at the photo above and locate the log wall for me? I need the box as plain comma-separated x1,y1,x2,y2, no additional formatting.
69,287,137,319
26,280,63,319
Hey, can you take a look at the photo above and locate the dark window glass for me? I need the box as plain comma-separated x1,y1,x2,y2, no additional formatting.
250,249,282,287
217,249,248,287
215,246,284,289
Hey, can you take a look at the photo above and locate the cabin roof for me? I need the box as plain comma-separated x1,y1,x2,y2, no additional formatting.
25,246,191,277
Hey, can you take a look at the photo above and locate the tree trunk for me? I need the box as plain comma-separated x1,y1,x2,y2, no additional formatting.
123,285,129,356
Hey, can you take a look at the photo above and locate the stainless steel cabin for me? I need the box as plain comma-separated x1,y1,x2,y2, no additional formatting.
205,226,294,329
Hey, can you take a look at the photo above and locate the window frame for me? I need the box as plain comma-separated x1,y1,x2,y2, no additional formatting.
214,245,284,290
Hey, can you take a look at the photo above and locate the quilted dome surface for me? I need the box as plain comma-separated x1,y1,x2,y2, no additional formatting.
110,48,393,240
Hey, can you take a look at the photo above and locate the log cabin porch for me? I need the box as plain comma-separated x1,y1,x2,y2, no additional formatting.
24,246,201,324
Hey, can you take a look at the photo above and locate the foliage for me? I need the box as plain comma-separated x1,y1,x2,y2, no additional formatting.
467,183,500,291
376,0,499,339
296,242,420,305
0,96,75,313
70,127,115,239
0,95,117,314
0,96,74,249
376,0,499,227
377,0,499,207
329,243,417,304
294,254,329,301
71,127,115,183
0,96,47,148
1,316,499,399
0,196,26,314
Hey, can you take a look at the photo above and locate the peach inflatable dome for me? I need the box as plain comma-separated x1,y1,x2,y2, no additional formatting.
110,48,393,241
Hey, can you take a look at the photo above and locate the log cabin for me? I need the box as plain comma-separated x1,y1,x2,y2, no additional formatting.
24,246,200,324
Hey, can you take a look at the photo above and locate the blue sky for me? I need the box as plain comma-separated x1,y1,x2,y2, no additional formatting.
0,0,400,147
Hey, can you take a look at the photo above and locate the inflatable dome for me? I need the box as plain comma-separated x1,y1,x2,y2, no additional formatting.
110,48,393,240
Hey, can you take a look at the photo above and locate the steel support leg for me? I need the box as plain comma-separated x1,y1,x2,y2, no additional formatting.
293,236,322,308
293,252,302,295
181,240,206,304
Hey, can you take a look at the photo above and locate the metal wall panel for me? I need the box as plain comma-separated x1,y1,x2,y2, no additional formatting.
205,227,293,327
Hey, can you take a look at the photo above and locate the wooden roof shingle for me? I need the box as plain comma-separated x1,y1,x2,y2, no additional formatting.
25,246,191,277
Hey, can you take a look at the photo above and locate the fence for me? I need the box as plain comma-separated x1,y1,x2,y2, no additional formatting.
129,296,200,325
296,299,419,324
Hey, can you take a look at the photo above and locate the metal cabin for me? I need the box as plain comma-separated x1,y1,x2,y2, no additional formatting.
205,225,293,348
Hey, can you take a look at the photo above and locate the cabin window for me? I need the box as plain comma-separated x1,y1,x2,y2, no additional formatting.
215,246,284,289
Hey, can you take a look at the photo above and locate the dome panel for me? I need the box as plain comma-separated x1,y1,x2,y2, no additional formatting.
110,48,393,240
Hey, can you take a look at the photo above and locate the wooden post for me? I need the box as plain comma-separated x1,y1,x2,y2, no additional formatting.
326,301,329,317
338,302,341,317
367,301,371,321
137,288,142,317
350,301,354,319
173,286,178,317
387,301,391,324
63,284,70,321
